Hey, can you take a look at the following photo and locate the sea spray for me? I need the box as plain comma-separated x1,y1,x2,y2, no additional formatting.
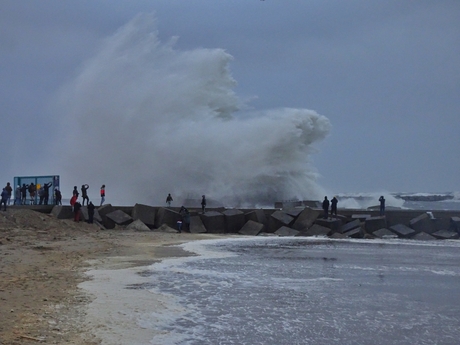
54,13,330,206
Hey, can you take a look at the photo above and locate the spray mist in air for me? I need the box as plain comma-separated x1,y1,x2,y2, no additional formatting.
54,13,331,207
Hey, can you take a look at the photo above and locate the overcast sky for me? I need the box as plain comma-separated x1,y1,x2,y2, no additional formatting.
1,1,459,203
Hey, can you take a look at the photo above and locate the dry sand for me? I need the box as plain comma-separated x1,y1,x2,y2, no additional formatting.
0,208,228,344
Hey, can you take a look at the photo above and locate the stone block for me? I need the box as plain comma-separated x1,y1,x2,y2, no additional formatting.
239,220,264,236
304,224,331,237
329,232,347,239
364,217,387,234
432,230,459,240
223,209,245,233
450,217,460,232
390,224,415,238
411,232,436,241
132,203,157,228
200,211,225,233
314,218,342,233
339,219,361,234
345,227,363,238
155,207,181,229
51,205,73,219
268,211,294,233
245,209,267,231
292,207,322,231
409,213,436,234
155,224,179,233
126,219,151,231
275,226,299,237
97,204,116,229
80,206,102,223
190,216,207,233
373,228,398,239
284,208,304,218
106,210,133,226
352,214,371,221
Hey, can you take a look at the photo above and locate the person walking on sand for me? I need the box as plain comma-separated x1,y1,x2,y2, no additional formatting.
4,182,12,205
166,193,173,207
100,185,105,206
201,195,207,213
81,184,89,206
379,196,386,216
322,196,329,219
1,188,8,211
330,196,338,217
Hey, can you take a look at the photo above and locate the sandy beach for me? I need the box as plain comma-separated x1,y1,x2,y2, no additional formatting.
0,208,227,345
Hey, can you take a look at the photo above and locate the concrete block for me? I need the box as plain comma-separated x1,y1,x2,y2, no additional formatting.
51,205,73,219
200,211,225,233
155,224,179,233
345,227,363,238
432,230,459,240
450,217,460,232
239,220,264,236
339,219,361,234
268,211,294,233
314,218,342,233
390,224,415,238
373,228,398,239
126,219,151,231
190,216,207,234
80,206,102,223
132,203,157,228
245,209,267,230
409,213,436,234
97,204,116,229
304,224,331,237
107,210,133,226
223,209,245,233
284,208,304,218
155,207,181,229
275,226,299,237
292,207,322,231
411,232,436,241
364,217,387,234
352,214,371,221
329,232,347,239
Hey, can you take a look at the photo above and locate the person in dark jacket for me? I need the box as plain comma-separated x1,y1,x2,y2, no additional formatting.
201,195,206,214
379,196,386,216
179,206,191,232
73,201,82,222
54,188,62,205
43,182,53,205
166,193,173,207
4,182,12,205
1,188,8,211
81,184,89,206
20,184,28,205
73,186,79,199
87,201,95,224
28,183,36,205
330,196,338,216
322,196,330,219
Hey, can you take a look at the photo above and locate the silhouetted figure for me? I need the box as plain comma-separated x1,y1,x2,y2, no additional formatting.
166,193,173,207
81,184,89,206
379,196,385,216
14,185,21,205
179,206,191,232
100,185,105,206
4,183,12,205
20,184,28,205
330,196,338,216
38,186,45,205
201,195,206,213
54,188,62,205
1,188,8,211
87,201,95,224
73,186,79,198
322,196,330,219
28,183,36,205
73,201,82,222
43,182,52,205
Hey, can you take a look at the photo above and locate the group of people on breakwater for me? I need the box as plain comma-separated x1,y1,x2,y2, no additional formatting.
70,184,106,223
165,193,207,233
321,195,386,219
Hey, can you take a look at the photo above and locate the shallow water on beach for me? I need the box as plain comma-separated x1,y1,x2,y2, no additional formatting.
144,237,460,345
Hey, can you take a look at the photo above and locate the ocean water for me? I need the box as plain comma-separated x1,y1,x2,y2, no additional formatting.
142,237,460,345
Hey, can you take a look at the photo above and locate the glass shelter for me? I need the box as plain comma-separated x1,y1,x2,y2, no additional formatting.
14,175,60,205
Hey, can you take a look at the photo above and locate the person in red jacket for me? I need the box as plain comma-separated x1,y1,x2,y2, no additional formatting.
100,185,105,206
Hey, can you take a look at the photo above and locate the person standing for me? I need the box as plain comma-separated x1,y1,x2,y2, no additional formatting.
20,184,28,205
379,196,386,216
330,196,338,216
179,206,191,232
73,201,82,222
28,183,36,205
72,186,79,199
322,196,330,219
54,188,62,205
100,185,105,206
81,184,89,206
4,182,12,205
201,195,206,214
87,201,95,224
1,188,8,211
43,182,53,205
166,193,173,207
14,185,21,205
